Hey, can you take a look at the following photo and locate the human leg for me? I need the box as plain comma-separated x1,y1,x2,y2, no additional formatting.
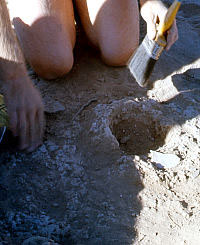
7,0,76,79
75,0,139,66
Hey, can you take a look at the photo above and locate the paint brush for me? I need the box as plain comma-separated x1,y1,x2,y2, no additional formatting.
128,0,181,87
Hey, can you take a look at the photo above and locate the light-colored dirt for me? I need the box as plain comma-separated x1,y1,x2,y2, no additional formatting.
0,1,200,244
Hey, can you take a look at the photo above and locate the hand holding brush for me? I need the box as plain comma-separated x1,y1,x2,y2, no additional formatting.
128,0,181,87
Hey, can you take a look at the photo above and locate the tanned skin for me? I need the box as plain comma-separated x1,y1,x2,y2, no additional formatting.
140,0,178,51
0,0,44,152
2,0,178,152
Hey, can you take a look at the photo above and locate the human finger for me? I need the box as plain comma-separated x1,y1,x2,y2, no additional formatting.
38,107,44,144
18,110,28,150
8,110,18,137
26,108,37,152
146,15,157,40
27,107,44,152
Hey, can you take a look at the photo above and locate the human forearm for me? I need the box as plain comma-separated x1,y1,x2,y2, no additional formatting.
0,0,27,82
0,0,44,152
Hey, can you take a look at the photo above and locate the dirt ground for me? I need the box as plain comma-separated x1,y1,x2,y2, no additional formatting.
0,1,200,244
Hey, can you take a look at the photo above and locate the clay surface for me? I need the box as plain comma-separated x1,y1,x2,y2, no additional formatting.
0,1,200,244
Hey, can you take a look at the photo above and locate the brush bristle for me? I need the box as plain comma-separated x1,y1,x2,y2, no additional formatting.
128,35,163,87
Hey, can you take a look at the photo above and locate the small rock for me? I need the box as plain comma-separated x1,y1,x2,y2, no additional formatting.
52,203,59,208
134,155,140,161
46,141,59,152
22,236,58,245
22,236,47,245
120,135,131,144
39,145,48,153
192,169,200,179
150,151,180,169
44,99,65,114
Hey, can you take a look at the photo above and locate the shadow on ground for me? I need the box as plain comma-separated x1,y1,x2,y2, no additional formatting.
0,4,200,243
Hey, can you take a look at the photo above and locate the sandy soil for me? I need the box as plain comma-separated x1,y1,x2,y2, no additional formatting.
0,1,200,244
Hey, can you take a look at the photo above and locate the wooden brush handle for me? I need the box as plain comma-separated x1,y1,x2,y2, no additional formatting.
158,0,181,36
155,0,181,47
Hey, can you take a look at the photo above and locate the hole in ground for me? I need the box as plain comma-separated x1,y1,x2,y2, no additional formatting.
112,117,166,155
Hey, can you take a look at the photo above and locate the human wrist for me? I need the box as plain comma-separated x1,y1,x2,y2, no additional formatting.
1,71,32,96
0,60,29,85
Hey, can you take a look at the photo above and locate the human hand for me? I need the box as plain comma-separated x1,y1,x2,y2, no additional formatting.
140,0,178,51
2,77,44,152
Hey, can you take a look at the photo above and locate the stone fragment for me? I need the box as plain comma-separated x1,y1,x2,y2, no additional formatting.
39,145,48,153
44,99,65,113
192,169,200,179
150,151,180,169
22,236,59,245
46,141,59,152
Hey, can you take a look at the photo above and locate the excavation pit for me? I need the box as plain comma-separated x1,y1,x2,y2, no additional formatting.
111,115,167,156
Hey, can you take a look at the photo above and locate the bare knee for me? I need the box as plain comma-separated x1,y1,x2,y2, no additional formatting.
30,52,74,80
12,16,75,80
100,43,138,67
